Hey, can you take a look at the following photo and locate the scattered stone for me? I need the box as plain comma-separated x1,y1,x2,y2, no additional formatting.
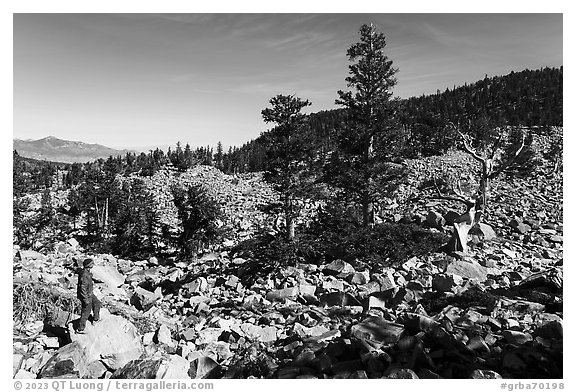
319,292,361,307
196,329,223,345
470,369,502,379
14,369,36,379
159,355,191,379
323,259,355,276
85,360,108,379
446,260,488,281
266,287,299,302
189,356,220,379
432,273,462,292
351,316,404,345
40,342,89,378
155,325,173,346
509,219,529,234
384,368,419,379
92,264,125,288
470,222,497,240
131,287,161,312
111,358,162,379
426,211,445,228
533,321,563,339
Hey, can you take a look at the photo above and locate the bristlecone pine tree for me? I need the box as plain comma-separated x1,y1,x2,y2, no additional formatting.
436,123,529,253
334,23,400,227
261,94,312,241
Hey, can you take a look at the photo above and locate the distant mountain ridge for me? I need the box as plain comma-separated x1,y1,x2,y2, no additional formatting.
13,136,135,163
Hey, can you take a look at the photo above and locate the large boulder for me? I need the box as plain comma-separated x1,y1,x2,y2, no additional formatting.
92,264,125,288
69,309,144,371
323,259,355,277
130,287,162,311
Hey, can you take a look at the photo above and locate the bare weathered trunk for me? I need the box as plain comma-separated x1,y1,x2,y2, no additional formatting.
445,203,483,253
362,135,375,228
438,125,527,254
94,197,101,229
104,198,109,232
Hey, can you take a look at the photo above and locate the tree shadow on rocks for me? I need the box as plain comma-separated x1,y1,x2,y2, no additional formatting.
226,219,449,287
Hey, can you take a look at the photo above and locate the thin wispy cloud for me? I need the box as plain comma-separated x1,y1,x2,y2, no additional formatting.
14,13,562,149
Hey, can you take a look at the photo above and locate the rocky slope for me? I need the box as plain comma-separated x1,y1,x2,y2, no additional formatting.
13,150,563,380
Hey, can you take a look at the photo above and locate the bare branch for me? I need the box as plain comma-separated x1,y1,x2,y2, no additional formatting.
453,178,469,200
432,177,473,206
489,131,526,179
448,122,486,164
490,129,505,159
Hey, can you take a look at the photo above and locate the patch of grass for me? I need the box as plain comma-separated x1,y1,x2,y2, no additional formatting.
13,282,79,331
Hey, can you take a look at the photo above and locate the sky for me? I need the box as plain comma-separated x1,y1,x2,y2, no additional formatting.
13,13,563,150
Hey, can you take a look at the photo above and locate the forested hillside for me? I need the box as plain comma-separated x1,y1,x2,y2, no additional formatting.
225,67,562,170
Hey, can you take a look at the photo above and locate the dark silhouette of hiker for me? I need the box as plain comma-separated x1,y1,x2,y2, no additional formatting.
76,258,101,333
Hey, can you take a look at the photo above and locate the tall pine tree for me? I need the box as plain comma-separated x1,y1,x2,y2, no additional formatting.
331,23,402,227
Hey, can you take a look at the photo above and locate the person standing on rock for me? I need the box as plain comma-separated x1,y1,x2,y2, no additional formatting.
76,258,101,333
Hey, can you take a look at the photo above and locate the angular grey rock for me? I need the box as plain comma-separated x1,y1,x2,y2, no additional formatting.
470,222,497,240
446,260,488,281
509,219,529,234
350,316,404,345
92,264,125,288
14,369,37,379
470,369,502,379
502,330,533,345
347,272,368,285
13,353,24,377
189,356,220,379
266,287,299,302
158,355,192,379
130,286,161,311
69,310,144,371
17,250,46,262
533,321,563,339
40,342,88,378
67,238,80,248
195,328,223,345
322,278,345,292
298,283,317,296
401,313,439,333
426,210,445,228
85,360,108,379
239,323,277,343
323,259,355,276
384,368,419,379
111,358,162,379
319,292,361,307
184,277,208,293
367,295,387,310
155,325,173,346
432,273,462,292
